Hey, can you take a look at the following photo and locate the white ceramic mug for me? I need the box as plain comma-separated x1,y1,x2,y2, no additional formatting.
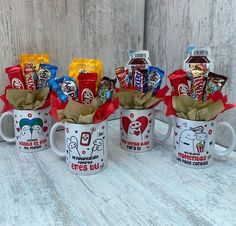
120,107,172,152
0,107,52,152
173,117,236,168
50,120,107,175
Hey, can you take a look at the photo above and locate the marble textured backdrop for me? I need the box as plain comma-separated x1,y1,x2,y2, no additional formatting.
144,0,236,148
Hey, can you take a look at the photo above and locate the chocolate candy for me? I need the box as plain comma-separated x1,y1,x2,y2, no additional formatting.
203,72,227,99
78,73,97,104
49,76,77,103
190,63,208,100
23,63,37,91
147,66,164,94
133,68,147,92
5,65,25,89
115,67,131,88
37,64,57,89
97,77,117,106
168,69,190,96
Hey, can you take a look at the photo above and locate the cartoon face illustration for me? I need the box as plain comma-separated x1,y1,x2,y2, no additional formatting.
80,132,91,146
19,118,44,139
91,138,104,156
122,116,148,141
196,132,207,141
67,136,79,157
178,125,208,153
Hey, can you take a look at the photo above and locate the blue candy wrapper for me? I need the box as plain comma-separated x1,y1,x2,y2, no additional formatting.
37,64,58,89
49,76,78,103
147,66,164,95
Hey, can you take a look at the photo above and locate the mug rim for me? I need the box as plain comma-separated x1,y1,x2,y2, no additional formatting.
175,116,216,123
65,120,108,126
120,106,154,112
13,106,50,113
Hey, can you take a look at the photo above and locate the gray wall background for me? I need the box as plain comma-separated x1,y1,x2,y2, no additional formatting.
144,0,236,148
0,0,235,148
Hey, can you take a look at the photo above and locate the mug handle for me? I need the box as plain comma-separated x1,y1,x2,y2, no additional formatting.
0,111,16,142
50,122,66,157
214,121,236,157
154,110,172,142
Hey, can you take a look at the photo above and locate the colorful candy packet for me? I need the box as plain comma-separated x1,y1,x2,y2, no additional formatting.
183,47,214,100
147,66,164,95
5,65,25,89
37,64,58,89
115,67,131,88
49,76,78,103
69,58,103,86
97,77,117,106
203,72,227,100
19,54,49,90
77,73,98,104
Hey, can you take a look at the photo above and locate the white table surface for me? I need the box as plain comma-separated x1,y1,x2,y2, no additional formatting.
0,119,236,226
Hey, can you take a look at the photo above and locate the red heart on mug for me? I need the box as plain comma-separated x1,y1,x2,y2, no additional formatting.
43,127,48,132
16,127,20,132
121,116,148,134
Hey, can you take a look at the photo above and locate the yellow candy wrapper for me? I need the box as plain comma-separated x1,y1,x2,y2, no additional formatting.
69,58,103,85
19,54,49,72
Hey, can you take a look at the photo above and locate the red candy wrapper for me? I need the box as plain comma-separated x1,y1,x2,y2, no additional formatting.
115,67,130,88
78,73,97,104
168,69,189,96
24,63,37,91
5,65,25,89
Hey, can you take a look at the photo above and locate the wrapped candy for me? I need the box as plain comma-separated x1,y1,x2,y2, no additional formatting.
5,65,25,89
49,76,77,103
147,66,164,94
97,77,117,106
78,73,97,104
69,58,103,86
37,64,58,89
168,69,189,96
115,67,131,88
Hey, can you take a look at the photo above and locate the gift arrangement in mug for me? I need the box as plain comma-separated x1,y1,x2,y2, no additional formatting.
0,47,235,174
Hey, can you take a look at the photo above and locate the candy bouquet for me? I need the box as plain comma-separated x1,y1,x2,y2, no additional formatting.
114,50,172,153
165,47,236,169
164,47,236,120
49,58,119,175
114,50,168,108
0,54,57,152
0,54,56,111
49,58,119,124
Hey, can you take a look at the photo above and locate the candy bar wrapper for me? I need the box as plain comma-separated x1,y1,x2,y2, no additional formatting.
203,72,227,100
5,65,25,89
168,69,189,96
49,76,78,103
5,87,50,110
133,68,147,92
49,97,119,124
183,47,214,100
97,77,117,106
20,54,49,90
114,86,168,109
78,73,97,104
69,58,103,86
190,64,207,100
147,66,164,95
19,54,49,72
115,67,131,88
37,64,58,89
164,92,236,121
